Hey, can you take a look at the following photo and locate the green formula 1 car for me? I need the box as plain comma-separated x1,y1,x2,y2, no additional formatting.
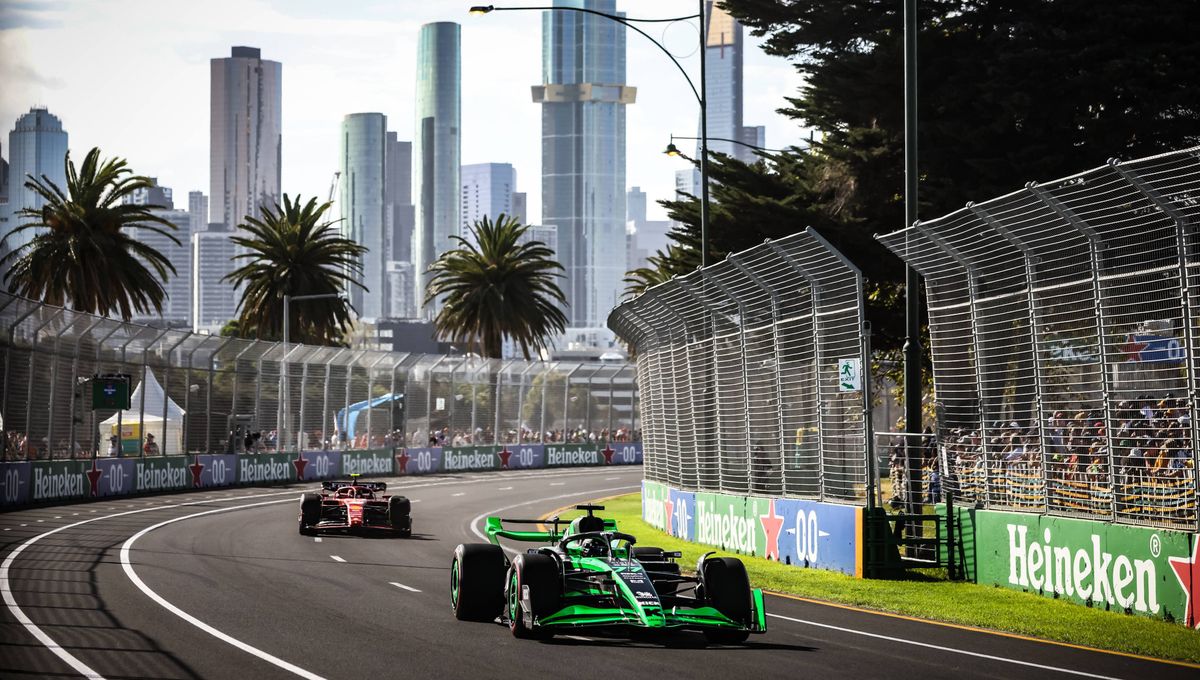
450,504,766,643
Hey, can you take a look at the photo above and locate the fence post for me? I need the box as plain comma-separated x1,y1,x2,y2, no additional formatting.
69,317,104,459
1029,184,1118,518
161,332,189,456
138,329,168,458
321,348,345,450
47,315,73,458
767,241,825,500
1111,161,1200,530
912,222,990,505
425,355,446,441
563,364,582,441
206,338,231,454
970,203,1050,511
730,253,790,495
515,361,534,442
26,309,63,459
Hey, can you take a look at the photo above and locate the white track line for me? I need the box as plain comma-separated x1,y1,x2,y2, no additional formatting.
549,482,564,486
452,493,465,497
390,582,421,593
498,486,513,490
313,537,322,543
330,555,346,563
119,498,328,680
767,613,1124,680
2,490,298,680
4,466,643,680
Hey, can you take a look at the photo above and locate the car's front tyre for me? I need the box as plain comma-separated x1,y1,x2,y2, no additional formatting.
701,557,752,645
508,554,559,640
451,543,506,621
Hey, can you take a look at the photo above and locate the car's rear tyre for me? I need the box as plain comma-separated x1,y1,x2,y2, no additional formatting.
701,557,751,644
299,493,321,535
389,496,412,537
508,554,559,640
451,543,506,622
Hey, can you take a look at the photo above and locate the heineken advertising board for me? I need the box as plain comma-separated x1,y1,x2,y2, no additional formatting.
341,449,394,477
643,480,861,576
441,446,499,472
974,509,1200,627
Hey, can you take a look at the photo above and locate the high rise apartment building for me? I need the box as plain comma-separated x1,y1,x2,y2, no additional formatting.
122,177,173,209
340,113,389,321
386,133,415,265
188,191,209,234
210,46,281,231
130,208,192,327
191,230,239,333
461,162,516,237
537,0,633,328
414,23,461,318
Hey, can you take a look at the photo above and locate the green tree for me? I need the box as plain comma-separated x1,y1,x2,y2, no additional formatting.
1,148,177,319
224,194,365,346
426,214,567,359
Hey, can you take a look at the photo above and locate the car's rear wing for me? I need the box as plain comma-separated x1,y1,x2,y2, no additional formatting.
321,480,387,492
483,516,617,545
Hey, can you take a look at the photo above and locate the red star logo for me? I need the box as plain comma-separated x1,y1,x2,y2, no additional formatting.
395,451,410,473
1120,335,1149,362
292,454,308,480
189,457,205,488
1169,539,1200,628
86,459,103,497
498,448,512,468
759,500,785,561
664,498,674,534
601,445,615,464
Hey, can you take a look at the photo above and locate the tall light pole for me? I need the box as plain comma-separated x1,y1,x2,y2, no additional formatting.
665,134,784,157
469,2,710,267
903,0,923,515
281,293,343,452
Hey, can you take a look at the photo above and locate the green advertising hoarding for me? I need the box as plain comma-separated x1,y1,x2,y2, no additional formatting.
441,446,499,472
30,460,89,503
974,509,1199,626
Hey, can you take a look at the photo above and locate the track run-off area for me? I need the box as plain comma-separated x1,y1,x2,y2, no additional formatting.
0,466,1193,680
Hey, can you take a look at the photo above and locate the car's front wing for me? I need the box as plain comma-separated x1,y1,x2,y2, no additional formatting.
534,588,766,633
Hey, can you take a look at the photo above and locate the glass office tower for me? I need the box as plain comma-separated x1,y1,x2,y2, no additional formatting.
414,22,461,318
210,46,281,231
3,107,68,254
341,113,389,321
537,0,634,328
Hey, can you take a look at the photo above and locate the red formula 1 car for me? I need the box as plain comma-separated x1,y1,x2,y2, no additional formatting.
298,477,412,537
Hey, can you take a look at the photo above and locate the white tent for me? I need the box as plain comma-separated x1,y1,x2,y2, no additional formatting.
100,367,187,456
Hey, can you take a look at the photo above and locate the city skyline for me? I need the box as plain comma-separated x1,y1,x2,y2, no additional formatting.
0,1,805,225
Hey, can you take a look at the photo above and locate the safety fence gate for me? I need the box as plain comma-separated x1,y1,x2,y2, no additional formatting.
609,228,871,503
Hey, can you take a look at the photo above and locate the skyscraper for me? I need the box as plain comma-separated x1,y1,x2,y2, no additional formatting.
130,207,191,327
210,46,281,231
122,177,173,209
512,192,527,225
414,22,461,318
461,162,516,236
188,191,209,234
537,0,634,328
340,113,389,321
192,230,239,333
385,132,415,264
676,4,764,199
0,141,8,203
3,108,68,255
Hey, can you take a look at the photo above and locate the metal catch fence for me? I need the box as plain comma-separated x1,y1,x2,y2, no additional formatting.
609,228,869,502
878,146,1200,530
0,291,639,459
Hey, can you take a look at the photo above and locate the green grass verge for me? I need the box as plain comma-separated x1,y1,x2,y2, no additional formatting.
552,493,1200,665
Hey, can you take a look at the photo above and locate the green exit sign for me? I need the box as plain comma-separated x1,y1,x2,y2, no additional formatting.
92,374,131,410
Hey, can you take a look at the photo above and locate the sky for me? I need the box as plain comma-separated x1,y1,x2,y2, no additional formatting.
0,0,806,222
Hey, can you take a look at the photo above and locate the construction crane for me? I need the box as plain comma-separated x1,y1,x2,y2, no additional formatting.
328,171,341,203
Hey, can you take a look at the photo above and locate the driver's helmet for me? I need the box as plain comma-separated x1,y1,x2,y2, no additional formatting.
355,487,374,499
336,487,355,498
580,537,608,558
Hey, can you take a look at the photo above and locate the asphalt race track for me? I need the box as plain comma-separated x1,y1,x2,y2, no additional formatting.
1,466,1194,680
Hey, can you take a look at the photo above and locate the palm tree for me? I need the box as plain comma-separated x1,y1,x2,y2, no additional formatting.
224,194,366,346
426,214,567,359
0,147,178,319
